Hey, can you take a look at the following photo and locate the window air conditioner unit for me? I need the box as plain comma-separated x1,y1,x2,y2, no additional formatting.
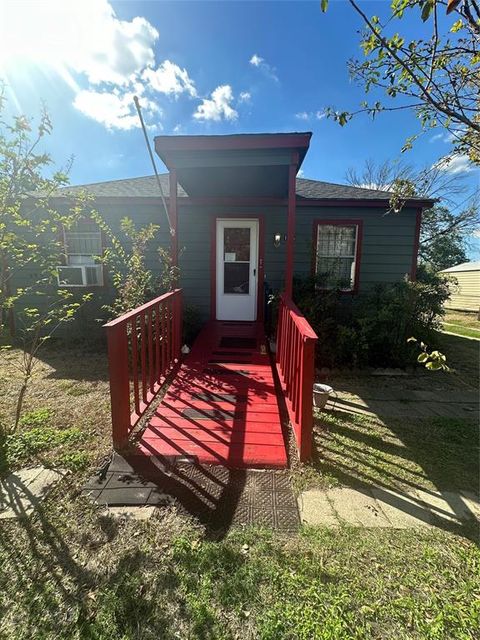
57,265,104,287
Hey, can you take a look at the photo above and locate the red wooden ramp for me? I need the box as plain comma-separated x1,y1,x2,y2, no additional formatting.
137,322,288,468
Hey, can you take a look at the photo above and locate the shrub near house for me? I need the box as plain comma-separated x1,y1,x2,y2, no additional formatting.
291,269,451,369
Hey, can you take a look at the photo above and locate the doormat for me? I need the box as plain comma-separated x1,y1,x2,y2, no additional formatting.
219,337,257,349
82,453,299,533
208,358,252,365
212,351,253,357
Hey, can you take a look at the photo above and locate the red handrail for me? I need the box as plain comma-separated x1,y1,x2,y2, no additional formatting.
276,293,318,461
104,289,183,448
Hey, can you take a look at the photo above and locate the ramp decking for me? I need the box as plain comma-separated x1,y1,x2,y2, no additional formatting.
136,322,288,468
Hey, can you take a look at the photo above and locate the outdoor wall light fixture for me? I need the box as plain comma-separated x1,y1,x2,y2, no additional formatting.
273,233,282,248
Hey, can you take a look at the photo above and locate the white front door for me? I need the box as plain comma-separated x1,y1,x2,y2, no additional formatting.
216,219,259,321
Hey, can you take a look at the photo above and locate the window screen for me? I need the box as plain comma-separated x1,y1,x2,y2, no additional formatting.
315,224,358,291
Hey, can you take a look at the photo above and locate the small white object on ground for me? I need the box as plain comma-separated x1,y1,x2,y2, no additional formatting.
0,466,66,520
313,383,333,409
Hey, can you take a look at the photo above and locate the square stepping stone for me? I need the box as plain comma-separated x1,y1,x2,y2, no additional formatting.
371,487,433,528
0,466,66,519
297,490,339,527
327,487,391,527
414,489,472,524
460,491,480,520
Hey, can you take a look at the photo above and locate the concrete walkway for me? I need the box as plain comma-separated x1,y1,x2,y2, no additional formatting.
298,486,480,529
325,388,479,421
0,466,66,519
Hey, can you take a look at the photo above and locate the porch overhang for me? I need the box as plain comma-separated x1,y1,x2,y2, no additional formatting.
154,132,311,198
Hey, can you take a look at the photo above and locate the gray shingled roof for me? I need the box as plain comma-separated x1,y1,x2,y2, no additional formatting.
55,174,428,202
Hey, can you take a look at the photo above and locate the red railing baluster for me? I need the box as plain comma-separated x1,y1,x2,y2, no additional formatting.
171,296,177,366
140,311,147,404
147,307,154,394
104,289,183,448
106,322,130,449
131,317,140,416
155,303,160,384
161,300,167,377
275,293,318,462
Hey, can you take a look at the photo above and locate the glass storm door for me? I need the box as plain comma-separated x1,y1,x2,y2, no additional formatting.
216,219,259,321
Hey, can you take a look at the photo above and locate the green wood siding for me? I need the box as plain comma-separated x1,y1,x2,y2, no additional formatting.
295,206,418,289
11,200,419,331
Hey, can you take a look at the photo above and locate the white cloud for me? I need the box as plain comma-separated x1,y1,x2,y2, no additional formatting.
249,53,278,82
143,60,196,97
73,90,160,131
295,110,326,121
1,0,248,131
430,132,446,143
0,0,158,86
434,154,475,175
193,85,238,122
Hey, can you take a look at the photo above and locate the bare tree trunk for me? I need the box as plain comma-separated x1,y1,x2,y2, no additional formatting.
14,379,28,432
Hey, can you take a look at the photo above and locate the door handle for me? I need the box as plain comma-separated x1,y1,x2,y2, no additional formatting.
253,268,256,276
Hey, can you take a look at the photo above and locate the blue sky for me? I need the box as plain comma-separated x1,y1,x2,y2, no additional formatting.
1,0,478,255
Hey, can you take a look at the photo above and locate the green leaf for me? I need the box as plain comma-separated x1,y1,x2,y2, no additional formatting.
421,0,433,22
450,19,463,33
417,352,429,363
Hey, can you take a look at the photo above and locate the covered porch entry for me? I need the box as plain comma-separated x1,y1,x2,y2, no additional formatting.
105,133,318,468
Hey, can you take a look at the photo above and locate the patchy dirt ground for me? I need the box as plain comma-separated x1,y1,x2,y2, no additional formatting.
0,342,111,474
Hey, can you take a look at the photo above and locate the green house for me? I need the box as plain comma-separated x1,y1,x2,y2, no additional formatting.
46,132,432,325
16,133,434,466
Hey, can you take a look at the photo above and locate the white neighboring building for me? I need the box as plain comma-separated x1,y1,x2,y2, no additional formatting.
440,261,480,312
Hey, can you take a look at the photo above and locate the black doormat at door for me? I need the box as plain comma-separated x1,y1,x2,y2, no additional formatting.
219,337,257,349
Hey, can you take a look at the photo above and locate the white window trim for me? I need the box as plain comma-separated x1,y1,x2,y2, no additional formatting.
57,225,104,288
57,264,104,288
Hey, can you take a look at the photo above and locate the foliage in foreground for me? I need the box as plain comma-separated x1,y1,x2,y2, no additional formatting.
0,91,92,430
292,271,451,368
321,0,480,165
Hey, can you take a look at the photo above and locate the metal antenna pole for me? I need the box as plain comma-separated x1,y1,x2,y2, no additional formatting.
133,95,174,236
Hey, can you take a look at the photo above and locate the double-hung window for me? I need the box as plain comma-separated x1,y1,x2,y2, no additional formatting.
57,221,104,287
314,221,361,292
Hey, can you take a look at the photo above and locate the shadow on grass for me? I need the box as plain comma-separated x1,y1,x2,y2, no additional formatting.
311,405,479,541
0,479,206,638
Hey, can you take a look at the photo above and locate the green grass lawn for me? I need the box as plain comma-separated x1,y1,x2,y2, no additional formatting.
0,344,479,639
442,311,480,340
294,411,479,496
0,493,478,640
